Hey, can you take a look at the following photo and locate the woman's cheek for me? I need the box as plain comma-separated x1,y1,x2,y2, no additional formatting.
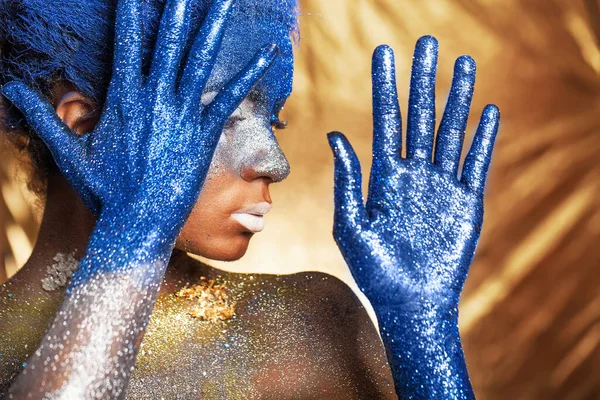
206,131,242,178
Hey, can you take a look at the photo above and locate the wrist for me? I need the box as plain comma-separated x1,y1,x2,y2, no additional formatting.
375,301,474,399
72,205,177,283
375,299,459,324
376,300,461,356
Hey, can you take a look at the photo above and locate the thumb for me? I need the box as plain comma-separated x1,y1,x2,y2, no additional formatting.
2,81,82,169
328,131,367,233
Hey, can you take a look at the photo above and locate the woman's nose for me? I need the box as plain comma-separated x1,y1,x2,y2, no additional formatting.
240,139,290,183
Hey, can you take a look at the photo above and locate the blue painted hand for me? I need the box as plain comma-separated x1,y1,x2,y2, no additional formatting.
1,1,280,396
328,36,500,399
1,0,278,242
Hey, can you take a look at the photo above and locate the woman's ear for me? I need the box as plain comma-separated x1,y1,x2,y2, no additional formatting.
55,91,100,134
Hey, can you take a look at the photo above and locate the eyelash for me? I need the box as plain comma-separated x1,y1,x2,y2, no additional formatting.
271,114,288,130
224,116,244,130
271,99,288,130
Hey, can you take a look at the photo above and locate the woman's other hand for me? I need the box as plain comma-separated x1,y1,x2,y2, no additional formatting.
328,36,499,313
328,35,499,399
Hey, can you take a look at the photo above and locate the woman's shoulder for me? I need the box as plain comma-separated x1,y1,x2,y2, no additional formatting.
266,270,371,316
0,267,65,395
174,255,381,339
0,266,64,320
172,253,373,322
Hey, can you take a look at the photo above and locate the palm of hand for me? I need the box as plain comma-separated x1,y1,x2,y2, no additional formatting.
329,37,499,313
353,159,481,309
2,0,276,227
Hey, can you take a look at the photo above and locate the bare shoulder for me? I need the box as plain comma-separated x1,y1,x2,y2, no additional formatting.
274,271,374,321
271,270,388,356
135,255,398,399
250,272,396,399
169,256,382,341
247,270,396,397
0,271,64,395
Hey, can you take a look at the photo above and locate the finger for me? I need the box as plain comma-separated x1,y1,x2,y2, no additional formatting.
148,0,192,92
434,55,476,176
203,44,278,137
372,45,402,164
461,105,500,194
180,0,234,106
328,132,367,232
406,35,438,161
2,82,82,167
113,0,143,91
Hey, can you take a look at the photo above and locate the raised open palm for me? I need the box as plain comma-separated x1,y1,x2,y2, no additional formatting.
328,36,500,313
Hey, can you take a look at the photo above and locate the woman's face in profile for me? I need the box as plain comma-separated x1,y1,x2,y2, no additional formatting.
175,24,294,261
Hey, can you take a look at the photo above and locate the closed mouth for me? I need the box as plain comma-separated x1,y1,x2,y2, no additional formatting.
231,202,272,233
231,213,265,233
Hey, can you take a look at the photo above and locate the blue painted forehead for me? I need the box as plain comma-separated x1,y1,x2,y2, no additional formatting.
209,6,296,105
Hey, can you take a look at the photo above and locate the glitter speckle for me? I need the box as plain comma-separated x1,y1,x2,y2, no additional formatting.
127,265,396,399
0,0,286,396
41,252,79,292
175,277,236,322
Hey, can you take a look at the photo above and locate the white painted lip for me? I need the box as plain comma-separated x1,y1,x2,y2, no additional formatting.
231,203,272,233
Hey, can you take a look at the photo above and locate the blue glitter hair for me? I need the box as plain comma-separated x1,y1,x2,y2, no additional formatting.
0,0,298,185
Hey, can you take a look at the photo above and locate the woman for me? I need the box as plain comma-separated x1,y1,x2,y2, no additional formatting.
0,0,499,398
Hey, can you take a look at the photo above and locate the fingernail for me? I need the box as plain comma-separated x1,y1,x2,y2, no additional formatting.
327,131,345,154
416,35,439,51
375,44,394,57
414,36,438,71
1,82,20,101
264,43,279,57
455,55,476,74
483,104,500,120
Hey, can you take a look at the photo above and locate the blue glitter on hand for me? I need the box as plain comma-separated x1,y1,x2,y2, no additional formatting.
2,0,281,397
328,36,500,399
1,0,278,266
2,0,276,214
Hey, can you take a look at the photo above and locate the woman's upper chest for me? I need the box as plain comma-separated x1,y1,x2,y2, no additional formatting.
126,272,396,399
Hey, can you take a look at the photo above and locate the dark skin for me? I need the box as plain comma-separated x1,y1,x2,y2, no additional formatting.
0,92,396,398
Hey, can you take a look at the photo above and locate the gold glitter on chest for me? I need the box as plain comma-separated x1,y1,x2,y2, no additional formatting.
126,271,396,400
175,277,236,322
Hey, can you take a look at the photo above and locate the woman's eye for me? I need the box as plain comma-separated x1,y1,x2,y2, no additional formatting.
270,114,288,131
224,116,245,130
270,99,288,131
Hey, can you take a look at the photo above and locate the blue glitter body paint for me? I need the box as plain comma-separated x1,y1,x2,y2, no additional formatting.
328,37,500,399
2,0,278,277
0,0,293,396
0,0,501,396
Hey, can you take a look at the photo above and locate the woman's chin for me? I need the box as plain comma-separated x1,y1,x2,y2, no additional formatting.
175,232,253,262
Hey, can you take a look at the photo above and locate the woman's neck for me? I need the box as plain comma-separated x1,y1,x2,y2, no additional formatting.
16,174,95,281
11,175,269,284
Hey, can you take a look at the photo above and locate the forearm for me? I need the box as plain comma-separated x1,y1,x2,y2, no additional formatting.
8,208,176,399
376,303,475,400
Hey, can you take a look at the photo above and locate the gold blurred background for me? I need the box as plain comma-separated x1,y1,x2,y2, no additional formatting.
1,0,599,398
